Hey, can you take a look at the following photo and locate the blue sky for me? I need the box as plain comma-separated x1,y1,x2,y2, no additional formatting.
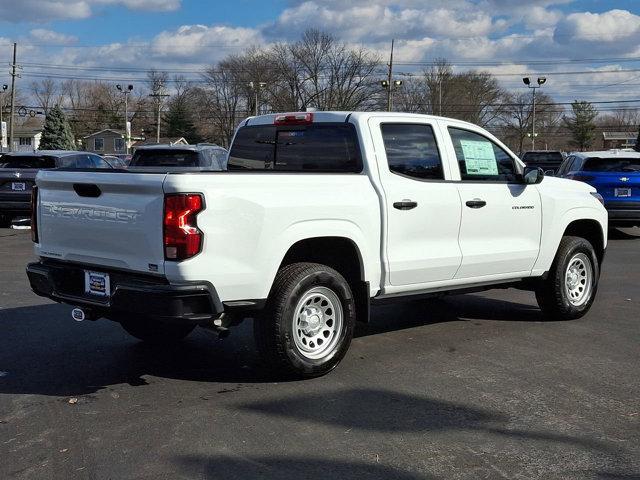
1,0,640,104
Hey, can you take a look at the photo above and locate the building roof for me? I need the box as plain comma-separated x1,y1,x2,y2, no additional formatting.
83,129,125,139
602,131,637,140
132,137,188,147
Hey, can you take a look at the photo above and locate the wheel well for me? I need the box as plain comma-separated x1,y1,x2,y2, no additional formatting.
563,219,605,265
280,237,364,285
280,237,370,322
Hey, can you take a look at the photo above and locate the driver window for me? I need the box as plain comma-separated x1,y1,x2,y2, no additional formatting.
448,127,517,182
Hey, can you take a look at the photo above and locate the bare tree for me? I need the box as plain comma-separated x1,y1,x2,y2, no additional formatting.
31,78,62,114
499,92,561,154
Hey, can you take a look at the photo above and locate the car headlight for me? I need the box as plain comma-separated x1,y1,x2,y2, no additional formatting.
590,192,604,205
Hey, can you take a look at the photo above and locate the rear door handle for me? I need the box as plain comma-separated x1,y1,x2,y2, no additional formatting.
465,199,486,209
393,200,418,210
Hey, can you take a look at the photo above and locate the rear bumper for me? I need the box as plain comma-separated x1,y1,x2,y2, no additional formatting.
605,202,640,226
26,260,224,324
0,196,31,215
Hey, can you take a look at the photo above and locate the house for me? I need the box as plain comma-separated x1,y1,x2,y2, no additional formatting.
602,131,637,150
12,118,44,152
131,137,188,152
83,129,129,155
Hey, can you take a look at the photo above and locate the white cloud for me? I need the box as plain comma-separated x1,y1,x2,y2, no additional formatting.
556,9,640,43
0,0,181,22
30,28,78,44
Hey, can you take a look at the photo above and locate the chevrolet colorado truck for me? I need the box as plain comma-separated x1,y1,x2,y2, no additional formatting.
27,112,608,377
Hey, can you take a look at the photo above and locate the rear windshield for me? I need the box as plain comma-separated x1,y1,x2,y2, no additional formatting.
522,152,564,163
228,123,362,172
582,157,640,172
130,149,200,167
0,155,56,169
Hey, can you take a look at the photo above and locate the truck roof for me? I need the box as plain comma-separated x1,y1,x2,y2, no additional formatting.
573,150,640,159
243,111,481,129
2,150,79,157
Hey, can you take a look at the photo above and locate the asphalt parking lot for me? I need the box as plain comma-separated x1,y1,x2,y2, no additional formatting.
1,228,639,480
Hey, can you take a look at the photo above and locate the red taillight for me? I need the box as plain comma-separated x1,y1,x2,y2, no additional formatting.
163,193,204,261
31,186,38,243
273,112,313,125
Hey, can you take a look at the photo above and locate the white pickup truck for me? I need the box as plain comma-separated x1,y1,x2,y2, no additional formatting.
27,112,608,377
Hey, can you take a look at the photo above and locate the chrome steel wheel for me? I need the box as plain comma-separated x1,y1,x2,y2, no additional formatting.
292,286,343,360
564,253,593,307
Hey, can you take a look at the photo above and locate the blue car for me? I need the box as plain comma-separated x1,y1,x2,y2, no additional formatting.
557,151,640,228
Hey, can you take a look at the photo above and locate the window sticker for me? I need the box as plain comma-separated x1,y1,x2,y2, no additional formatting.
460,139,498,175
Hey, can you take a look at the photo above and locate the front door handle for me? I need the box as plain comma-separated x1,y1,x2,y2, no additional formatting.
393,200,418,210
465,198,486,209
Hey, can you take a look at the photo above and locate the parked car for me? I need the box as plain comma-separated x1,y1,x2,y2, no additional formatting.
0,151,112,227
521,150,565,174
27,112,607,377
557,150,640,228
129,144,228,169
102,155,128,169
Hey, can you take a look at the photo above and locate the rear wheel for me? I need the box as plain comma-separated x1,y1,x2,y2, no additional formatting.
116,315,195,343
254,262,356,378
535,236,600,320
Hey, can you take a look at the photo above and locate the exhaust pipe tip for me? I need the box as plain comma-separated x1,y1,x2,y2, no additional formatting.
71,307,99,322
71,308,86,322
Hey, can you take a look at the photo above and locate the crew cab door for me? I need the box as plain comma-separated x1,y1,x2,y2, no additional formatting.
443,125,542,278
368,117,462,286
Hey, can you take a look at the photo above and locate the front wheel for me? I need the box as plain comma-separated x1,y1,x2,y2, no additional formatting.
535,236,600,320
254,262,356,378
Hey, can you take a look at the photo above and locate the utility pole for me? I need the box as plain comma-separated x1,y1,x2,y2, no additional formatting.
387,39,394,112
0,84,7,153
149,91,169,144
9,43,19,152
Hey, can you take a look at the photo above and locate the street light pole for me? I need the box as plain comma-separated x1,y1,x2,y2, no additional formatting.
247,81,267,116
523,76,546,150
116,84,133,154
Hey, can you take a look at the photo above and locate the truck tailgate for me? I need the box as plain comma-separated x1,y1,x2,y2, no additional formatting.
36,170,168,275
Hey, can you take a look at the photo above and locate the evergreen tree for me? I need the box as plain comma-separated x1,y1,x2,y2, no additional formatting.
40,105,75,150
165,101,202,144
563,100,598,151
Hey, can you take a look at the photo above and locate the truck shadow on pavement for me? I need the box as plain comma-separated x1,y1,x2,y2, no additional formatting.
172,455,433,480
231,388,631,479
0,295,547,397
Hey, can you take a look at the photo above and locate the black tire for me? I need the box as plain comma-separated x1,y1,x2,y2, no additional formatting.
116,315,195,343
254,262,356,378
535,235,600,320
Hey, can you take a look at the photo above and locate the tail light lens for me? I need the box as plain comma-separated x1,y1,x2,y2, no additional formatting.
163,193,204,260
31,186,39,243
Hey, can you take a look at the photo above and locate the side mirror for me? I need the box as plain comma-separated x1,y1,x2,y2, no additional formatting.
523,166,545,184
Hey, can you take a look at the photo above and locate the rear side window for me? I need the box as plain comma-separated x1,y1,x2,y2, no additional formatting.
381,123,444,180
130,149,200,167
228,123,361,172
582,157,640,172
449,127,517,182
57,154,111,169
0,156,56,169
